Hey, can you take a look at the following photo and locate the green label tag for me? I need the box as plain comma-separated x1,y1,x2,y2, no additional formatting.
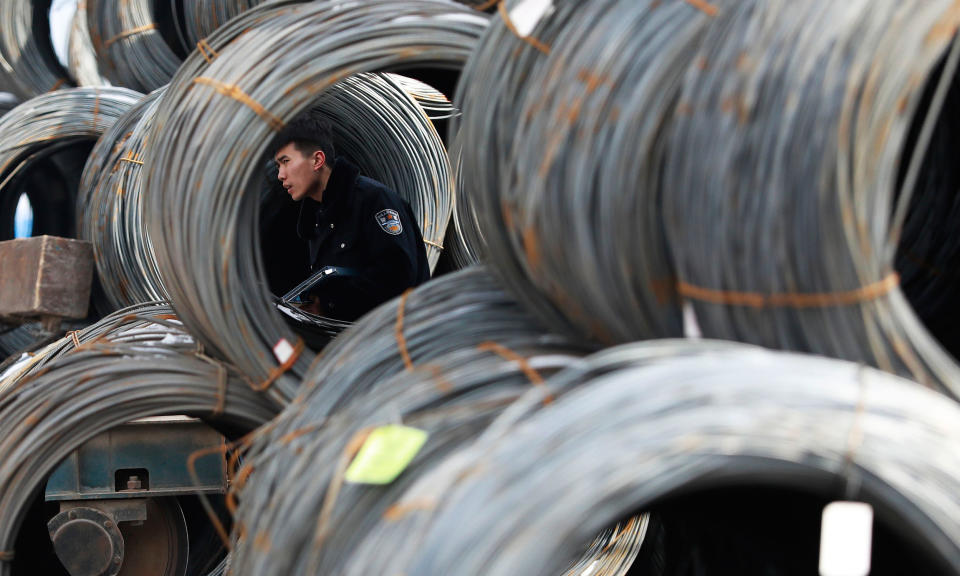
345,425,428,485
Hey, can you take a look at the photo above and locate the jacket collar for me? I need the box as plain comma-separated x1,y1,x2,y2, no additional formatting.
296,157,359,239
318,157,359,215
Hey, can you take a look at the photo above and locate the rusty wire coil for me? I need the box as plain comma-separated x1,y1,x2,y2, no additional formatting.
0,301,280,576
661,0,960,395
343,342,960,576
77,87,167,312
68,0,110,87
453,0,722,344
0,86,141,240
80,71,452,319
227,265,591,574
0,0,74,98
180,0,262,48
87,0,182,91
145,0,487,403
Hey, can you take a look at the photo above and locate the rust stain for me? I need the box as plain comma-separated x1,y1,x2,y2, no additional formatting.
926,0,960,44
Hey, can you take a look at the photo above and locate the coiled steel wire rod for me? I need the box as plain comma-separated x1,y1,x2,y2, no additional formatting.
180,0,498,46
69,1,111,87
662,0,960,395
145,0,487,402
0,302,213,389
342,342,960,576
439,136,486,270
0,0,74,98
227,266,591,574
80,73,451,317
78,88,167,312
454,0,726,344
181,0,263,48
87,0,182,91
0,306,274,575
0,87,141,240
231,341,591,575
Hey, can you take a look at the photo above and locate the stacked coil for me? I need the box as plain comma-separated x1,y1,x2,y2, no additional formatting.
228,265,592,574
0,0,73,98
181,0,263,48
661,0,960,394
78,88,167,312
0,303,280,576
145,0,487,399
87,0,182,91
455,0,717,344
69,1,111,87
79,72,452,317
0,87,141,240
343,342,960,576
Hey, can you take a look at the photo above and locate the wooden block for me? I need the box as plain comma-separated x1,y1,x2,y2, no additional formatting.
0,236,93,322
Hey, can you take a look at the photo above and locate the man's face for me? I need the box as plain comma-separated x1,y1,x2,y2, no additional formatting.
275,142,323,202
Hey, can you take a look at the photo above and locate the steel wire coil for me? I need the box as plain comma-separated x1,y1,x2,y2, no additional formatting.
0,87,141,240
454,0,725,344
342,342,960,576
80,73,451,319
87,0,182,92
0,0,74,98
290,266,590,418
0,345,278,576
68,1,111,87
0,319,91,364
661,0,960,395
436,136,486,272
227,267,590,574
179,0,499,45
78,87,168,312
559,519,648,576
388,74,457,120
145,0,487,401
231,339,590,575
181,0,263,48
0,301,208,390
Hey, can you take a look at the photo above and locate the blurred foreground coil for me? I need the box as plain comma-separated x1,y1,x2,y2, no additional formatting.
230,266,590,574
662,0,960,395
455,0,715,343
0,302,279,576
146,0,487,401
0,0,73,98
344,342,960,576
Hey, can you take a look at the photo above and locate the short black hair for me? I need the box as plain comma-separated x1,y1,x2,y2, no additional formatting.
274,111,336,160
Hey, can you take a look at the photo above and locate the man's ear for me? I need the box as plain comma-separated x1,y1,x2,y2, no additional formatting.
313,150,326,171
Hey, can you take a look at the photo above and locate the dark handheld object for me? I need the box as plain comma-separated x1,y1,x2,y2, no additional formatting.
281,266,358,305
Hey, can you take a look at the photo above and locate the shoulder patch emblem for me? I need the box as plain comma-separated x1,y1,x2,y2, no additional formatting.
375,209,403,235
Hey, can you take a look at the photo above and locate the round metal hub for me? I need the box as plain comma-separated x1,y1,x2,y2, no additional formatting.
48,507,124,576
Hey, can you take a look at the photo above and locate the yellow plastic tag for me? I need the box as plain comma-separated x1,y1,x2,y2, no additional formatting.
345,425,428,485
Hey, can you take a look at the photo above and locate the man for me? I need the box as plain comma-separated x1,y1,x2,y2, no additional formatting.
273,113,429,321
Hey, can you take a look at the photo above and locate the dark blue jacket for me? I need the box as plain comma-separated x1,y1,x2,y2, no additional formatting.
296,158,429,321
